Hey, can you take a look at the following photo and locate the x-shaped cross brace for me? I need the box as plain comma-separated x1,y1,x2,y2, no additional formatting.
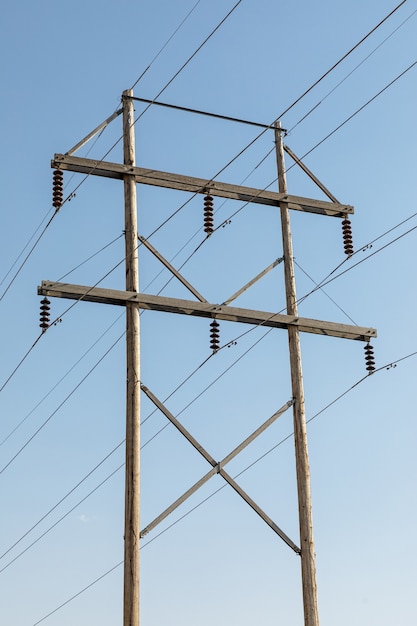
140,385,300,554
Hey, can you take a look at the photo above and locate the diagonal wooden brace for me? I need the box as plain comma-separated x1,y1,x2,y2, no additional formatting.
140,385,299,552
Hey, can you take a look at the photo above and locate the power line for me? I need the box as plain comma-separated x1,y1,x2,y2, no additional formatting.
26,346,417,624
143,53,417,280
0,333,44,395
299,221,417,303
297,59,417,161
56,233,123,282
0,211,58,303
0,333,124,476
4,0,414,570
51,0,401,246
277,0,408,122
2,180,414,465
0,313,124,448
31,560,123,626
130,0,204,90
287,6,417,135
0,208,52,288
6,196,413,476
294,260,358,325
0,460,124,574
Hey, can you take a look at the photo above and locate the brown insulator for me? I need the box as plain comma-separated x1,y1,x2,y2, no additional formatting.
342,218,354,256
52,169,64,210
210,320,220,352
364,343,375,374
204,194,214,235
40,297,51,331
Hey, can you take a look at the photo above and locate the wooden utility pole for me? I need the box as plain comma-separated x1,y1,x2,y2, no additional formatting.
40,98,376,626
122,89,141,626
275,121,319,626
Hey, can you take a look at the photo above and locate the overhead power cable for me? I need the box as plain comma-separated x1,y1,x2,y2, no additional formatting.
0,333,125,476
61,0,244,205
31,560,123,626
0,334,45,395
287,6,417,135
0,312,124,448
300,221,417,302
294,260,357,325
130,0,203,90
4,16,415,550
0,460,124,574
298,59,417,161
0,209,52,289
146,54,417,304
6,197,413,475
26,345,417,624
276,0,407,121
0,211,57,304
53,0,401,233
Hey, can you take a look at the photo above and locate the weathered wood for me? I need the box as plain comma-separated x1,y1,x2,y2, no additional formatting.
122,89,140,626
38,280,377,342
284,144,339,203
276,122,320,626
140,399,293,538
223,257,283,305
52,153,353,217
138,236,207,302
65,109,122,156
141,386,299,552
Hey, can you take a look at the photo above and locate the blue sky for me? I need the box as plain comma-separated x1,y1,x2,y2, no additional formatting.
1,1,416,624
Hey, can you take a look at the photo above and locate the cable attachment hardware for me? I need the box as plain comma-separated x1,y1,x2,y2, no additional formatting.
39,297,51,332
364,342,376,374
209,319,220,352
342,218,354,256
52,169,64,211
203,194,214,236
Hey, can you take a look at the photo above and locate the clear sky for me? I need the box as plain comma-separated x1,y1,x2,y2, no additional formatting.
1,1,416,625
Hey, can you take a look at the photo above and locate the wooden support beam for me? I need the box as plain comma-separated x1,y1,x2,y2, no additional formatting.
65,109,122,156
122,89,140,626
38,280,377,342
223,257,283,305
51,154,353,218
284,144,340,203
138,236,207,302
140,398,293,539
141,385,299,552
276,121,319,626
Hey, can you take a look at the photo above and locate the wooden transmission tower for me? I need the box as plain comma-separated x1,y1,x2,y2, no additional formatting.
39,89,376,626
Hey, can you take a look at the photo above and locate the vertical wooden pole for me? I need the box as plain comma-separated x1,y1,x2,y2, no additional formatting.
123,89,140,626
274,121,319,626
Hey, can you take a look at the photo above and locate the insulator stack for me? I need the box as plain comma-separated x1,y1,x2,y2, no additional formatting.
52,169,64,210
203,194,214,235
364,343,376,374
40,297,51,332
210,320,220,352
342,218,354,256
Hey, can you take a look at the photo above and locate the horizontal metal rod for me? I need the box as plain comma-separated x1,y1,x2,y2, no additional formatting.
131,96,275,130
